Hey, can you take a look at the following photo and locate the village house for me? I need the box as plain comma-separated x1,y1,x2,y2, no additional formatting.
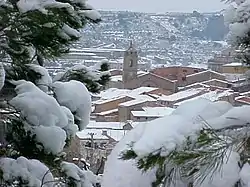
92,87,166,122
222,62,250,74
173,89,237,108
157,88,208,107
207,48,236,72
150,66,204,83
180,69,226,87
118,95,158,122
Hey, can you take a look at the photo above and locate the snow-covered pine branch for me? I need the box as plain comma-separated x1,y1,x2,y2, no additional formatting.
0,0,103,186
102,99,250,187
223,0,250,65
52,60,111,93
0,0,101,66
0,156,101,187
52,80,92,130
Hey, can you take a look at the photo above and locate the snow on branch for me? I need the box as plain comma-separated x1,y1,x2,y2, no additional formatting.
16,0,101,22
0,156,54,187
53,62,110,93
224,0,250,45
16,0,73,14
61,161,100,187
52,80,92,130
102,99,250,187
0,156,100,187
8,80,78,154
27,64,52,92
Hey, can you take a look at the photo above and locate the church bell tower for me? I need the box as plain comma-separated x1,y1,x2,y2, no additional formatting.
122,41,138,85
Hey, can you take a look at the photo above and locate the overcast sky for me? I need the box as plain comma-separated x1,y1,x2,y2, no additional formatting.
88,0,226,13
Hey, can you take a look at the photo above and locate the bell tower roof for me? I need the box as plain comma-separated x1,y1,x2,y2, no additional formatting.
126,40,137,52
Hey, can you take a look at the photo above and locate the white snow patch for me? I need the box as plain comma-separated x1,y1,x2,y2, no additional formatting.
16,0,73,14
34,125,66,154
79,9,101,21
52,80,91,130
103,98,250,187
61,106,79,139
0,156,54,187
9,80,69,154
61,161,99,187
28,64,52,92
62,24,81,38
53,62,110,82
10,80,68,128
102,124,157,187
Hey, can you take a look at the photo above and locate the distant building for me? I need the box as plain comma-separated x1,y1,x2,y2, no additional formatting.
208,48,237,72
222,62,250,74
150,66,204,85
92,87,166,122
181,69,226,87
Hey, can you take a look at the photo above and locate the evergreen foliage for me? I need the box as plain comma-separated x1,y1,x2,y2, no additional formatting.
55,62,111,93
121,122,250,187
0,0,105,186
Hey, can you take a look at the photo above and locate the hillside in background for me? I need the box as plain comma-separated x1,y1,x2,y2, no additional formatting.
70,11,229,66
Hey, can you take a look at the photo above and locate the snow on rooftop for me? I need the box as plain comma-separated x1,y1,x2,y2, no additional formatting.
94,95,128,105
130,87,159,95
96,108,118,116
187,63,208,69
119,95,156,107
94,87,159,104
186,69,225,78
131,107,175,117
174,90,234,107
223,62,243,67
201,79,230,84
235,96,250,105
183,82,210,89
158,88,206,102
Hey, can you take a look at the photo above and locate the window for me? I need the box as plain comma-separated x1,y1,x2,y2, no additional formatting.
182,77,186,81
85,142,91,147
183,69,187,73
194,70,198,73
129,60,133,67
